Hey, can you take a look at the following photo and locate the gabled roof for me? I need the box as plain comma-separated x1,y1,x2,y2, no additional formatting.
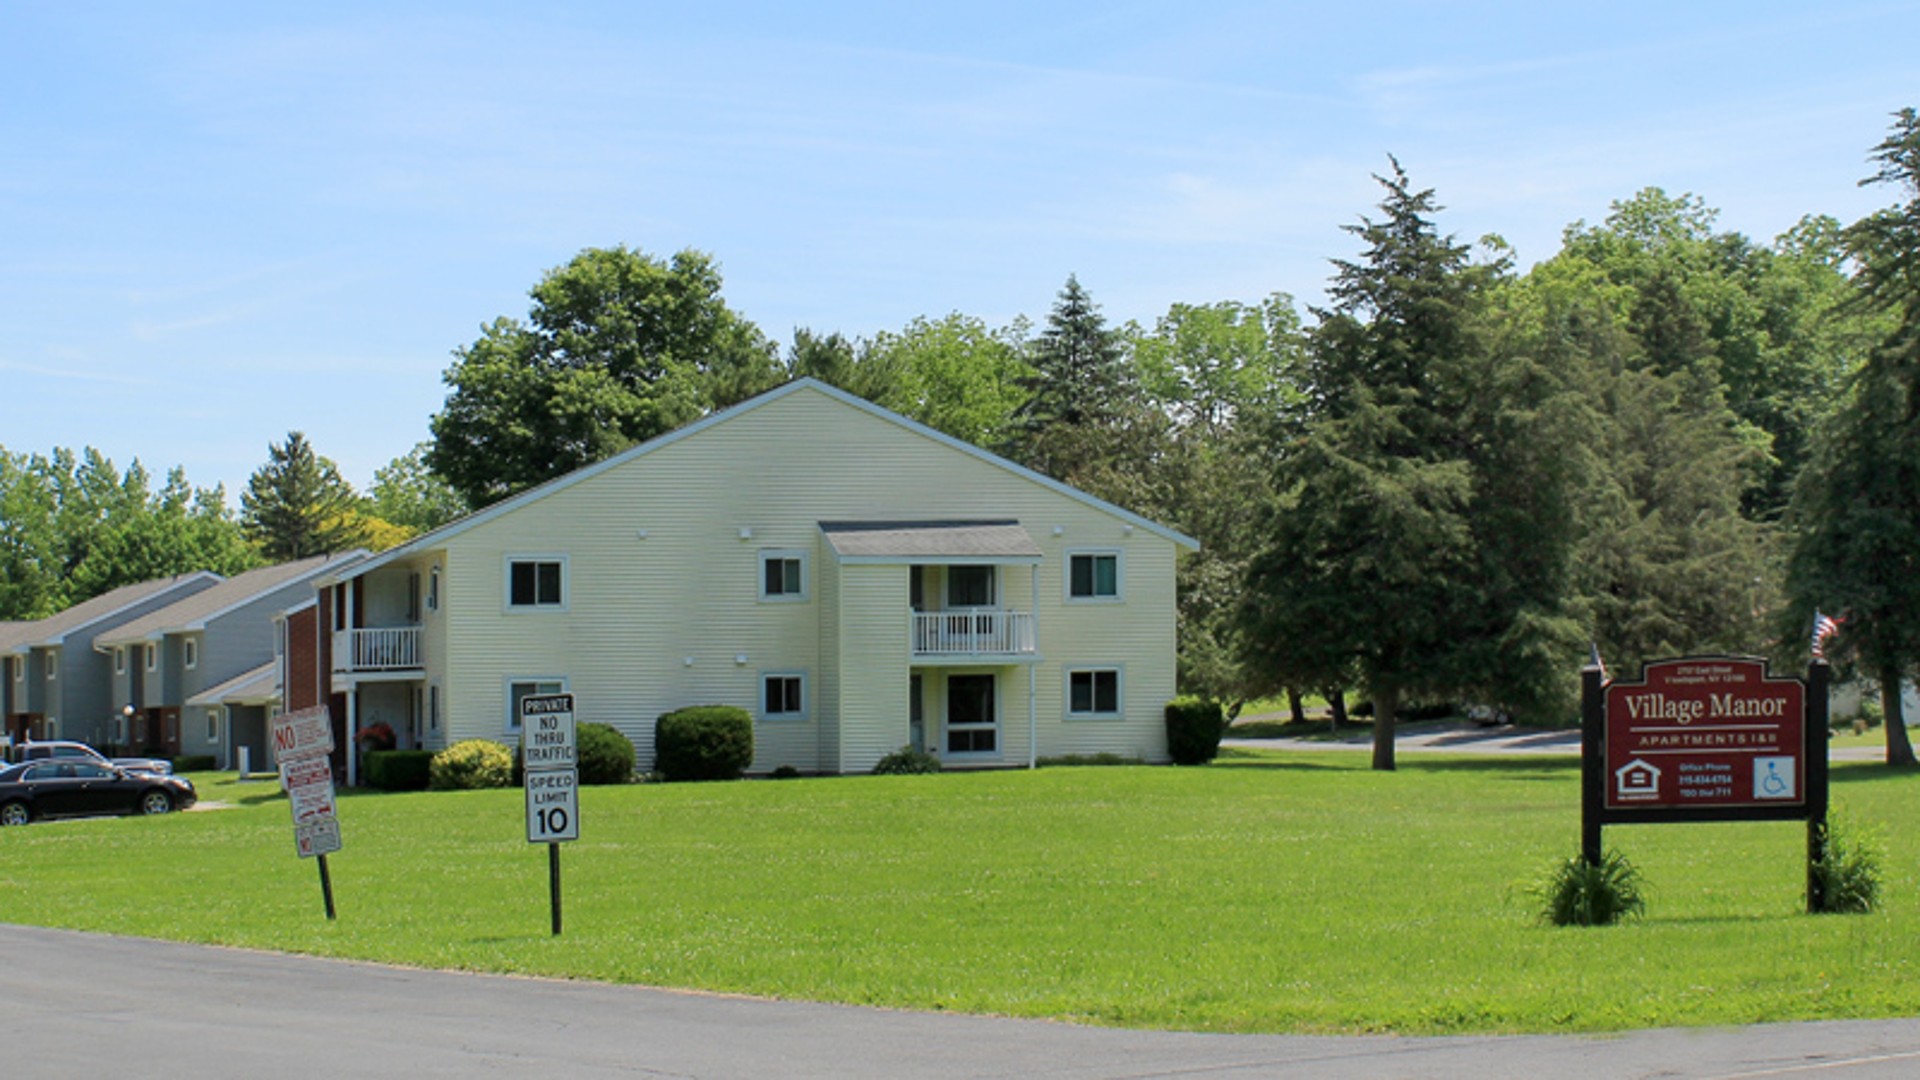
185,661,279,708
0,572,223,655
324,378,1198,585
93,551,367,649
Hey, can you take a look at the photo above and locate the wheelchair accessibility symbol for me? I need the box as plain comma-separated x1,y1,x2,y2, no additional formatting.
1753,756,1796,800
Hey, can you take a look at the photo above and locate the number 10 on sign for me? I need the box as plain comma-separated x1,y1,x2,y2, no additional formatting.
525,769,579,842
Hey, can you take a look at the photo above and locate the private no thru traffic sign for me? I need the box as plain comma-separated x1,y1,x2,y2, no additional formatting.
521,692,579,934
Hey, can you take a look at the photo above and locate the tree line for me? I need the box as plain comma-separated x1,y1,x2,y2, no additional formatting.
5,110,1915,766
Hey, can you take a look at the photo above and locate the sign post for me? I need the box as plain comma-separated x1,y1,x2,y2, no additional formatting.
270,705,341,919
1582,656,1828,912
521,693,578,935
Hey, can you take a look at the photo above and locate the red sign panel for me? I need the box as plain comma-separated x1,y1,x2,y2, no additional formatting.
1604,658,1804,810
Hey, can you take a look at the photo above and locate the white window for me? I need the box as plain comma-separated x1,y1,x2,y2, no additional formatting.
429,683,441,733
506,677,566,734
114,648,126,675
1066,551,1123,602
427,566,441,613
11,656,20,683
184,638,198,670
46,651,57,680
505,556,567,610
112,712,128,745
144,644,156,672
206,709,221,742
759,550,807,601
761,672,807,721
1066,667,1123,719
945,673,998,755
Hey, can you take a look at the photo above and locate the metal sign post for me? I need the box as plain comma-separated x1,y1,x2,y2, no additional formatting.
1582,656,1830,913
271,705,342,920
521,693,579,936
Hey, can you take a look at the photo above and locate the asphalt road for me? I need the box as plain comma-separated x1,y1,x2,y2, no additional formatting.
3,925,1918,1079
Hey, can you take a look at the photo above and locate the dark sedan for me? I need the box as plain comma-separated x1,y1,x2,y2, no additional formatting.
0,761,197,825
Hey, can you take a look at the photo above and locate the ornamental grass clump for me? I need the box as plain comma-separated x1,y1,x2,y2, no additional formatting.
1535,849,1646,927
1810,812,1882,914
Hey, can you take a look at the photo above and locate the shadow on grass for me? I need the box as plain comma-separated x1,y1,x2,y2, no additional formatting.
1831,761,1920,786
1207,753,1358,773
1399,757,1578,779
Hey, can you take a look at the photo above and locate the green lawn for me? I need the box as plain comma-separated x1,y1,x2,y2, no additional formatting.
2,751,1916,1035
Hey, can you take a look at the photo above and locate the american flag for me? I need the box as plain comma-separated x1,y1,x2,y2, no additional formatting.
1811,611,1843,659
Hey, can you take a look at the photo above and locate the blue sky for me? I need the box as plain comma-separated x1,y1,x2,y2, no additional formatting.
4,1,1916,499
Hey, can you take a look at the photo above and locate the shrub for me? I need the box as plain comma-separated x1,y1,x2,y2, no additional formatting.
1038,752,1141,767
577,722,636,785
1165,696,1227,765
429,739,514,790
170,755,217,773
872,746,942,775
654,705,753,781
1810,812,1882,914
1534,849,1647,926
364,749,434,791
769,764,803,779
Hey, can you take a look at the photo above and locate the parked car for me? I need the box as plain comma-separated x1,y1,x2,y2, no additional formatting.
9,740,172,775
0,761,196,825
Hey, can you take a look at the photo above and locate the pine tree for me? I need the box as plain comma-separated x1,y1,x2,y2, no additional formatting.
241,432,363,560
1788,108,1920,767
1007,275,1135,478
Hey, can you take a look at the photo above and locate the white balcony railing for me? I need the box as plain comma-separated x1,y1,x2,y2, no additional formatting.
339,626,422,671
911,610,1036,657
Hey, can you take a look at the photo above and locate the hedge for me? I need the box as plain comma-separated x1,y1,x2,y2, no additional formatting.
364,749,434,791
1165,696,1227,765
654,705,753,781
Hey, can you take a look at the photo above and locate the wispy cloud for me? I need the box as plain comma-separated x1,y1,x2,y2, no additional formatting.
0,358,159,386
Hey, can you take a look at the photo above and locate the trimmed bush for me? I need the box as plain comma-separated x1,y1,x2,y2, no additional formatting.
654,705,753,781
170,755,217,773
1165,696,1227,765
872,746,942,775
429,739,514,790
769,764,803,779
1535,849,1647,926
578,722,636,785
364,749,434,791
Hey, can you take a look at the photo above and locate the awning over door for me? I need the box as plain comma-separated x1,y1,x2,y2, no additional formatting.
819,520,1043,564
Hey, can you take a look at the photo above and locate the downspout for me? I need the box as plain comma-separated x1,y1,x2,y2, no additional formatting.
1028,565,1038,770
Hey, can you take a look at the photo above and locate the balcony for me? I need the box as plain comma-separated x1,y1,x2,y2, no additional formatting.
911,610,1037,660
335,626,422,673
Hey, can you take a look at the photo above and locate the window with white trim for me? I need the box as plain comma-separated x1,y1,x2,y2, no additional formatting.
429,682,441,733
1067,551,1122,601
506,556,566,610
1066,667,1123,718
761,672,807,720
506,677,566,733
759,550,807,601
114,648,126,675
427,566,440,613
144,644,156,672
46,651,57,680
184,638,198,670
206,709,221,742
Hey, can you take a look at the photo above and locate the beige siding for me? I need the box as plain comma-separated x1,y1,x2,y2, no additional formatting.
813,547,840,772
835,565,911,773
430,385,1182,770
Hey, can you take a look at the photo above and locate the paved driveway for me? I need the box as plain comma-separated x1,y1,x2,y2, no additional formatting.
3,925,1918,1079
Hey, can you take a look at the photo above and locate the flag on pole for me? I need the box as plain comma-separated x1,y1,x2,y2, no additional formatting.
1811,611,1842,659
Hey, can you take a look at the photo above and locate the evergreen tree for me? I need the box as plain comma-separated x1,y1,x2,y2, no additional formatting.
241,432,363,560
1007,275,1135,478
1788,107,1920,767
1242,161,1585,768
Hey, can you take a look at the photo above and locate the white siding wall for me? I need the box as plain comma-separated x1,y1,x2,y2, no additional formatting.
813,547,841,773
433,386,1183,770
836,565,911,773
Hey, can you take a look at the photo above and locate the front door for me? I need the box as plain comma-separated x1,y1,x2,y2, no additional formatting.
945,674,997,757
